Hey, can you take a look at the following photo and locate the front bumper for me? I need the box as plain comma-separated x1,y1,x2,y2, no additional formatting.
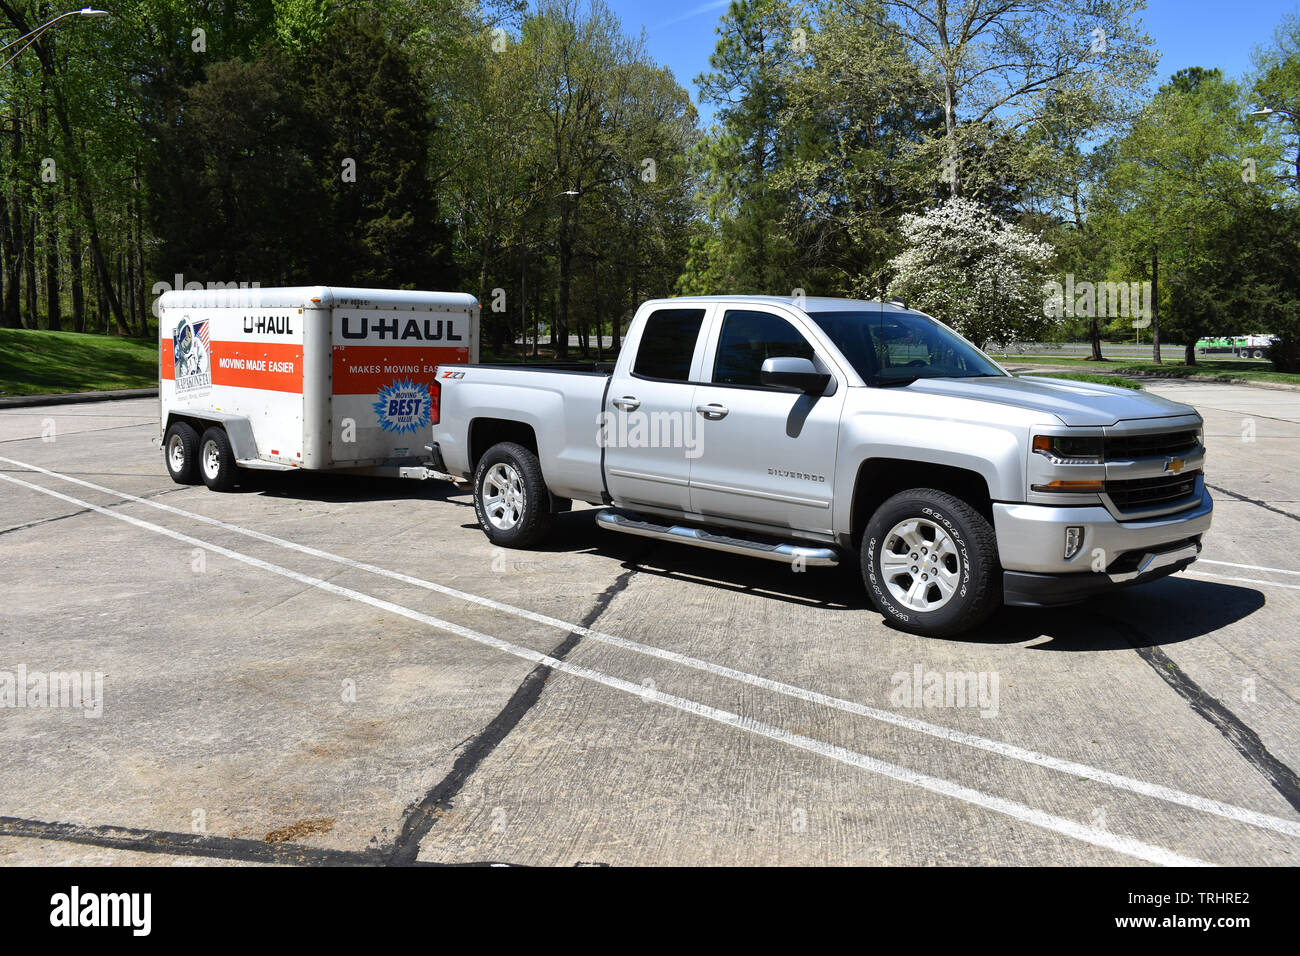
993,486,1213,607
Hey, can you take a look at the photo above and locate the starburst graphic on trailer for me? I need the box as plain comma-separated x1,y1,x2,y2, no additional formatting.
373,378,431,435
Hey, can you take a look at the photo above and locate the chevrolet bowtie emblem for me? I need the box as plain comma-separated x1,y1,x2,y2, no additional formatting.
1164,457,1186,474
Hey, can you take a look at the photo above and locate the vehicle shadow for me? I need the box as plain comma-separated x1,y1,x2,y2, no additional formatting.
540,512,1266,644
961,577,1266,651
536,510,869,610
233,470,471,504
226,481,1267,645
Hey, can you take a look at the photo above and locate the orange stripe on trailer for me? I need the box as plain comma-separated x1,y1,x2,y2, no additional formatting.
331,345,469,395
160,339,175,380
210,342,303,393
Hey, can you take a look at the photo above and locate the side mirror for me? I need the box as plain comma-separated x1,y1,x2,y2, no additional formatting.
761,356,831,394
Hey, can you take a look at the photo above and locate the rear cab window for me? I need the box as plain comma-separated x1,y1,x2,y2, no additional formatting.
632,308,707,381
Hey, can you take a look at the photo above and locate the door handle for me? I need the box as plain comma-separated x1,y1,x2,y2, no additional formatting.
611,396,641,411
696,403,729,419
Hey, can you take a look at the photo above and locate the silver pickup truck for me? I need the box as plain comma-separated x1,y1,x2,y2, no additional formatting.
429,296,1212,637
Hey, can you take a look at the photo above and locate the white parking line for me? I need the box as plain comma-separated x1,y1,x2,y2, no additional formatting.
3,454,1298,841
1201,559,1300,577
0,470,1211,867
1185,570,1300,591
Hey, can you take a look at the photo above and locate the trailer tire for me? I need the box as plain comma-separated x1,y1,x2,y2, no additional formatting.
862,488,1001,638
163,421,201,485
473,442,554,548
198,426,240,492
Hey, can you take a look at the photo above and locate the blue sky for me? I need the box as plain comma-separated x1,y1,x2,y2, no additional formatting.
608,0,1300,124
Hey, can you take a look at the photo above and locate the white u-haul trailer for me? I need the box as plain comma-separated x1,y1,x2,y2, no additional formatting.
158,285,479,490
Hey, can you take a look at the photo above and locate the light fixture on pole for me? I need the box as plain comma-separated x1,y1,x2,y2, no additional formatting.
1,8,109,70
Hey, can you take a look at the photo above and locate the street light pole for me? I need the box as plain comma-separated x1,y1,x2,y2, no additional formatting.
1,8,109,70
1249,106,1300,186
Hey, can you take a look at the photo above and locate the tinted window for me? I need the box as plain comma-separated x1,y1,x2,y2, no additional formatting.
712,310,816,387
633,308,706,381
808,309,1004,386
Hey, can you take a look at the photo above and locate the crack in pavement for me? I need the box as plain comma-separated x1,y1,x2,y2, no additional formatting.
1100,614,1300,816
1206,482,1300,525
0,816,507,866
384,552,650,866
0,483,188,538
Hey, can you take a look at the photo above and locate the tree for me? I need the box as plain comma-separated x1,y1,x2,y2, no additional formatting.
855,0,1157,198
769,0,942,293
887,197,1054,349
684,0,805,294
1251,11,1300,192
150,17,449,288
1094,68,1287,363
515,0,642,359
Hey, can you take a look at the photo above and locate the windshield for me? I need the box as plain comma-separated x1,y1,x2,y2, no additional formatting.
807,309,1005,387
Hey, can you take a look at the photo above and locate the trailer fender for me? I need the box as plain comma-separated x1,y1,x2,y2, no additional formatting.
166,411,259,461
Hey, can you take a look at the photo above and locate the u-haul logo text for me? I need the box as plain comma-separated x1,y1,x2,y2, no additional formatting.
243,315,294,334
341,316,463,342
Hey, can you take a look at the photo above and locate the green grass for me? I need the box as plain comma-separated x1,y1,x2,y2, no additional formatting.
999,354,1300,386
1019,371,1143,390
0,328,158,396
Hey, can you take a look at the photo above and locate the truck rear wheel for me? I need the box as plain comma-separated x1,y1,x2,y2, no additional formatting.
473,442,554,548
862,488,1000,638
163,421,201,485
198,426,240,492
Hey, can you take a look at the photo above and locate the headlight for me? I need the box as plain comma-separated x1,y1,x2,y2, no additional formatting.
1032,434,1104,464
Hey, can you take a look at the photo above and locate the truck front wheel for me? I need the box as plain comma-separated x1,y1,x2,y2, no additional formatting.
473,442,554,548
862,489,1001,638
198,426,240,492
163,421,201,485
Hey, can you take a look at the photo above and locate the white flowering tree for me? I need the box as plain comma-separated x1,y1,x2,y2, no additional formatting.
887,199,1055,350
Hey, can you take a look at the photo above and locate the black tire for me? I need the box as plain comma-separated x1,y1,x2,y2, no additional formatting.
861,488,1001,638
472,441,554,548
198,426,240,492
163,421,201,485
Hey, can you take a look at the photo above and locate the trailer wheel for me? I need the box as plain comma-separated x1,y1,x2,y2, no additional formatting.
473,442,554,548
198,426,239,492
163,421,201,485
861,488,1001,638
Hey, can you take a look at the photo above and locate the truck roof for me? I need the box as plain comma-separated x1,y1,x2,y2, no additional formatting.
157,285,478,311
642,295,913,315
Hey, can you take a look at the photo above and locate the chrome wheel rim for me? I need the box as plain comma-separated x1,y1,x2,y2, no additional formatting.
202,440,221,481
880,517,961,612
168,435,187,473
482,463,525,531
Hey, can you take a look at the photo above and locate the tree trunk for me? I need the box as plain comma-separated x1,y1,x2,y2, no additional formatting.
936,11,960,199
1088,318,1103,361
64,175,84,333
25,210,38,327
31,43,128,334
0,196,19,329
43,182,60,331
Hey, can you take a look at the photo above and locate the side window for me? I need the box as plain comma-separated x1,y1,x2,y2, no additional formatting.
712,310,816,387
632,308,706,381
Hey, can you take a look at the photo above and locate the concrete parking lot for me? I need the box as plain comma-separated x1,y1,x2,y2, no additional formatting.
1,381,1298,866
